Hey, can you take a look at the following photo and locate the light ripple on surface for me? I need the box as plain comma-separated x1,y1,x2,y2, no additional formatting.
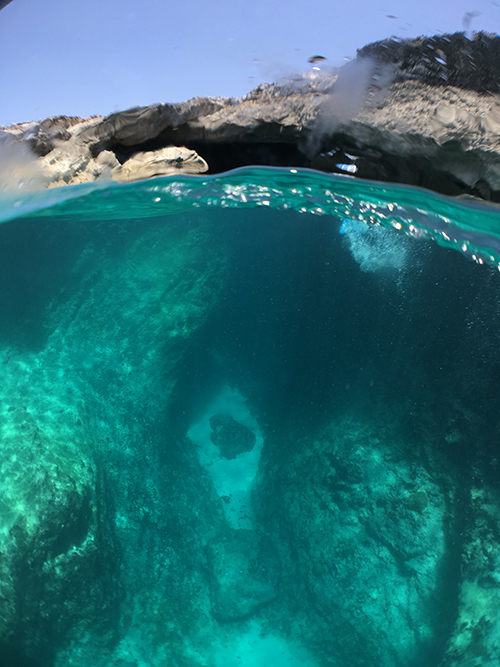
1,166,500,268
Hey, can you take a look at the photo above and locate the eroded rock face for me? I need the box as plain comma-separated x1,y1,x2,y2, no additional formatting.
0,208,230,666
257,419,455,667
357,32,500,93
111,146,208,182
0,396,119,665
2,32,500,200
440,485,500,667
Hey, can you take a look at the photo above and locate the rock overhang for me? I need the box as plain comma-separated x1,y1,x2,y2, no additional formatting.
1,31,500,200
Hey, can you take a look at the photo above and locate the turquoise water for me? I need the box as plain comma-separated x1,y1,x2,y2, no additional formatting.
4,167,500,266
1,168,500,667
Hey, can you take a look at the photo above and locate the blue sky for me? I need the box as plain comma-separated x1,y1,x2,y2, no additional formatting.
0,0,499,126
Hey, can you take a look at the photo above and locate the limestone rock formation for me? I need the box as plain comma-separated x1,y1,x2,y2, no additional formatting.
255,419,454,667
440,485,500,666
0,392,119,665
0,205,229,665
2,32,500,200
357,31,500,93
110,146,208,182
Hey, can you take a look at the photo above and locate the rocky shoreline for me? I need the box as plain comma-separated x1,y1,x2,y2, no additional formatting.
2,32,500,201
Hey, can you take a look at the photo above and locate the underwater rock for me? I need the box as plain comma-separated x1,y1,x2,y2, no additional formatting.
44,219,228,411
209,414,256,459
440,485,500,666
44,216,228,663
2,32,500,200
206,530,280,622
0,208,229,665
257,419,455,667
0,399,118,665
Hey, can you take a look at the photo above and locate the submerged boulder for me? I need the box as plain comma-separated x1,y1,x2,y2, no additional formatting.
0,395,118,665
257,419,455,667
209,414,256,459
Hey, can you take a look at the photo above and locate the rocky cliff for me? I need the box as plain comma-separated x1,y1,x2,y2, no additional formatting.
2,32,500,201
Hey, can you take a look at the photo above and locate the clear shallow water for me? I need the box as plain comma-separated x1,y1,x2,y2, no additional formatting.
1,168,500,667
